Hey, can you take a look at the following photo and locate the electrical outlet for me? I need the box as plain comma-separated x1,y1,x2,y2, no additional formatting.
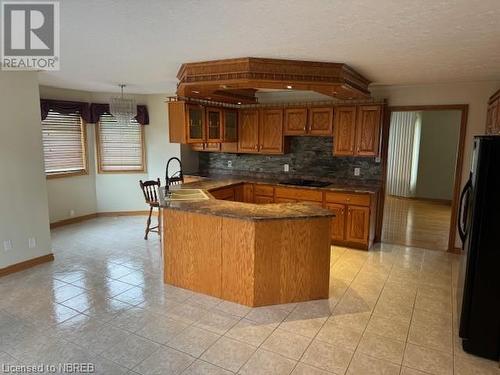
283,164,289,172
28,237,36,249
69,209,75,217
3,240,12,251
227,160,232,168
375,156,381,163
354,168,361,176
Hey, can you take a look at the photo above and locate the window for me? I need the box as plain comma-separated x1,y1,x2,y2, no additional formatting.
41,110,87,178
96,115,146,172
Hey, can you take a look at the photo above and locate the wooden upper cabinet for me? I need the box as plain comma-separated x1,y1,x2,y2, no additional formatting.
355,105,381,156
325,203,345,241
168,101,186,143
346,206,370,244
260,109,284,154
284,108,307,135
238,109,259,152
186,104,205,143
309,107,333,135
206,107,223,142
333,106,357,155
223,110,238,142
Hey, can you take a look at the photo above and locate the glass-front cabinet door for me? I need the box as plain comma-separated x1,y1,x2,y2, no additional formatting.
223,110,238,142
187,104,205,143
206,107,222,142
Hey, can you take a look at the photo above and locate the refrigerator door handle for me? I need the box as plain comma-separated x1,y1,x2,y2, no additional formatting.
458,178,472,243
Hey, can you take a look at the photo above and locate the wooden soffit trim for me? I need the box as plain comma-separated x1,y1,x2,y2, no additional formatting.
176,57,371,103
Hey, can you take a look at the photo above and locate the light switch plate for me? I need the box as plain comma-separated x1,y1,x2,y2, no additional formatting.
354,168,361,176
3,240,12,251
284,164,289,172
28,237,36,249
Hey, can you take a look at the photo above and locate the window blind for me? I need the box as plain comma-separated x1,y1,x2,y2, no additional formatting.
97,115,145,172
41,110,86,175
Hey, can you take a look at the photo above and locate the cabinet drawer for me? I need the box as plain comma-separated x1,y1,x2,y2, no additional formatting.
274,187,323,202
275,197,297,203
325,192,370,206
254,184,274,197
255,195,274,204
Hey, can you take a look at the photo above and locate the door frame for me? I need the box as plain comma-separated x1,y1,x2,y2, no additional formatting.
376,104,469,252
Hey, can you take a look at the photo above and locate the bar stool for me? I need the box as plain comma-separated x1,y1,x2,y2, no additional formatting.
139,178,161,240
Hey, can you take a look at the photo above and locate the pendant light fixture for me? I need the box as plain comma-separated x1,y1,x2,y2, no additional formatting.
109,84,136,126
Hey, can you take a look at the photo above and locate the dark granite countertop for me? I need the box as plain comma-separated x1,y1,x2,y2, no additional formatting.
159,175,381,221
181,175,380,194
161,196,334,221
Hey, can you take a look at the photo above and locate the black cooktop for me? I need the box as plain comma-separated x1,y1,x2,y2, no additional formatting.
280,179,331,188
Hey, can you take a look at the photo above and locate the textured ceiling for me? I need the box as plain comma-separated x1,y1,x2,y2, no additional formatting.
38,0,500,94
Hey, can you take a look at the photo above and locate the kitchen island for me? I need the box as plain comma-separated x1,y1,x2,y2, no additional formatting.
161,181,334,307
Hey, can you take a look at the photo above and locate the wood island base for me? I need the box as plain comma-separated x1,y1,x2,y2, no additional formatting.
163,209,331,307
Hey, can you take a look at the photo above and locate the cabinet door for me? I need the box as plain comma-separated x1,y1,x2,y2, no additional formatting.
346,206,370,245
190,143,205,151
206,107,222,142
486,103,496,134
284,108,307,135
355,105,382,156
167,101,187,143
260,109,284,154
325,203,346,241
234,185,244,202
223,110,238,142
309,107,333,136
187,104,205,143
204,142,221,152
238,109,259,153
333,106,356,156
496,100,500,134
243,184,254,203
255,195,274,204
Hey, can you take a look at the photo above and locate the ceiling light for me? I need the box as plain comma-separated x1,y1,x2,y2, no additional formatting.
220,85,227,89
286,85,293,89
109,84,136,126
237,102,242,105
192,90,200,94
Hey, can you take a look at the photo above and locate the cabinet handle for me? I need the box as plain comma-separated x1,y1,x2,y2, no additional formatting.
254,145,258,150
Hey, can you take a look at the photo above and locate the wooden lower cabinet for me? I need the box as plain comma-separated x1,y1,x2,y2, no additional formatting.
324,192,375,250
210,187,235,200
207,182,376,250
325,203,345,241
346,206,370,244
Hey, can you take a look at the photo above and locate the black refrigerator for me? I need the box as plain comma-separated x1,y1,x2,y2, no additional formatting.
457,135,500,360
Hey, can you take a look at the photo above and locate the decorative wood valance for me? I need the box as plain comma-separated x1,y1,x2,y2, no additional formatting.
89,103,149,125
176,57,372,104
40,99,91,122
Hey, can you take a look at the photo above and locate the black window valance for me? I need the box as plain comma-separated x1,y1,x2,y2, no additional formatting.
40,99,91,122
90,103,149,125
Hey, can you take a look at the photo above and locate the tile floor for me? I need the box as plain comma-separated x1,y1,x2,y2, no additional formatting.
1,216,499,375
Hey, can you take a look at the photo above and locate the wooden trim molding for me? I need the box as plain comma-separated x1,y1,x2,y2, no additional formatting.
50,211,150,229
97,211,150,217
378,104,469,252
50,213,98,229
0,253,54,277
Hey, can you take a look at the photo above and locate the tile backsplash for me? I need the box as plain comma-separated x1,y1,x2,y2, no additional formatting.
198,137,382,183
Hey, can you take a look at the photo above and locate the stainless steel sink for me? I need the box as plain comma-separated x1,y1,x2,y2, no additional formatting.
166,189,209,201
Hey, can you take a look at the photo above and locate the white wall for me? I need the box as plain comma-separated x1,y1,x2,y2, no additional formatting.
39,87,180,220
0,72,52,268
371,80,500,247
415,111,461,201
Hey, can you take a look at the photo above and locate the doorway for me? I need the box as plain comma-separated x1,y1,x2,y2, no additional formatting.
378,105,468,251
